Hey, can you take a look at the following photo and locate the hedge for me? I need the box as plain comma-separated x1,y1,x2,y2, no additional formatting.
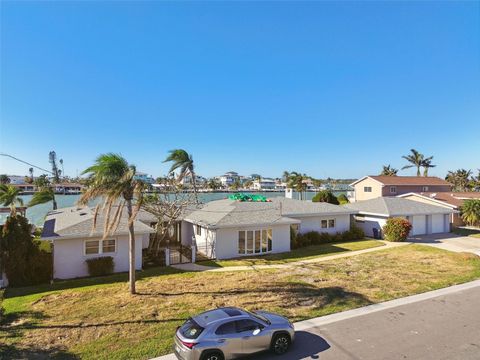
291,225,365,249
86,256,115,277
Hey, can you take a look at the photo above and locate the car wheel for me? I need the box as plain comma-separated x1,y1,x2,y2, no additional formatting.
271,333,291,355
201,350,224,360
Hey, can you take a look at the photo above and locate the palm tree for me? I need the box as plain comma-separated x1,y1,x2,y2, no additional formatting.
164,149,198,204
207,178,221,190
29,167,34,183
49,151,60,183
28,187,57,210
402,149,425,176
59,159,64,178
421,157,436,176
461,199,480,226
287,172,307,200
0,184,24,215
80,153,144,295
380,165,398,176
282,171,290,182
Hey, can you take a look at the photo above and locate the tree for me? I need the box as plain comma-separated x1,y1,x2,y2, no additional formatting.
380,165,398,176
337,193,349,204
230,178,241,191
164,149,198,204
243,180,253,189
251,174,261,180
29,167,34,182
0,184,24,215
461,199,480,226
34,174,50,188
80,153,145,295
446,169,473,192
402,149,426,176
59,159,64,178
49,151,60,183
207,178,221,190
282,171,290,182
312,190,340,205
0,174,10,184
28,187,58,210
382,217,412,242
287,172,307,200
421,157,436,176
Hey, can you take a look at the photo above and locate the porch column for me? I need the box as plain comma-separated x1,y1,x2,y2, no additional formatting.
191,245,196,263
165,248,170,266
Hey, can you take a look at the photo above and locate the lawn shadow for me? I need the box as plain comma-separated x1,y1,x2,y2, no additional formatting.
0,343,79,359
243,331,331,360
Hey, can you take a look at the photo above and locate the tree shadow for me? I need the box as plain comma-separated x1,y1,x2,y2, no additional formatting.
0,343,79,359
243,331,330,360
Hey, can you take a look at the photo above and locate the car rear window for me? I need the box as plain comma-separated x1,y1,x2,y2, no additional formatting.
179,319,204,339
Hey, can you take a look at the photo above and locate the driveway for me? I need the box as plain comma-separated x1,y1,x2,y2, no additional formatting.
408,233,480,256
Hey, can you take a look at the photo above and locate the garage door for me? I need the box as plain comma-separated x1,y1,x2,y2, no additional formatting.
431,214,445,234
412,215,427,235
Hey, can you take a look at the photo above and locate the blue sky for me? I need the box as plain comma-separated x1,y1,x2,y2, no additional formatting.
1,1,479,179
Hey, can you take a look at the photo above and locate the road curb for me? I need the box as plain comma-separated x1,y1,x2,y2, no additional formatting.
151,279,480,360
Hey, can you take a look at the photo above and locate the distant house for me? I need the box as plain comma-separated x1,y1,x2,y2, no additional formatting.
349,176,452,202
218,171,240,188
345,197,455,238
252,178,276,190
41,206,155,280
181,197,357,259
11,183,37,194
398,192,480,227
53,183,83,194
133,172,155,185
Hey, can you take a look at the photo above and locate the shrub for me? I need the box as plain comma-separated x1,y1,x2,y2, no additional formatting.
382,217,412,242
337,194,349,204
294,225,364,248
86,256,114,277
461,199,480,226
312,190,339,205
0,214,52,287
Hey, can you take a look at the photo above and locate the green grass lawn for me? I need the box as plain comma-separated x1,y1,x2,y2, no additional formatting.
1,245,480,360
453,227,480,237
198,239,383,267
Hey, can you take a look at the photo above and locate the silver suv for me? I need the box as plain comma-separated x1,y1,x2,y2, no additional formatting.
174,307,295,360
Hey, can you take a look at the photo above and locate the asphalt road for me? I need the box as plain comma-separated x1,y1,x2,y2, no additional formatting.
249,285,480,360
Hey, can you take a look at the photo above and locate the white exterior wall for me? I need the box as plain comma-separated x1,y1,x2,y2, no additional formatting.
214,224,291,260
181,221,195,246
53,235,143,280
194,226,217,258
294,214,351,234
354,215,389,238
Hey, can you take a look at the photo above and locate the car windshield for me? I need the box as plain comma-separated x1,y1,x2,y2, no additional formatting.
246,310,271,325
179,318,204,339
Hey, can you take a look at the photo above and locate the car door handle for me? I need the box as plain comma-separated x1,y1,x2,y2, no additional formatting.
217,339,226,343
242,336,250,339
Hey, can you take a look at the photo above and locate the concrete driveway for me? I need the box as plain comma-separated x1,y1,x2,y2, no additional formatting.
408,233,480,256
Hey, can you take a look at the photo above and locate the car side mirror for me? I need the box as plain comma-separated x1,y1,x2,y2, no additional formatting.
252,328,261,336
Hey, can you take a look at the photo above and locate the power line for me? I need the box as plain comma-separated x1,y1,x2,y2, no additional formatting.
0,153,54,175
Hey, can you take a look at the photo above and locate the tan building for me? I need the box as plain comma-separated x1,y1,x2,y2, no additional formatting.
349,176,452,202
399,192,480,227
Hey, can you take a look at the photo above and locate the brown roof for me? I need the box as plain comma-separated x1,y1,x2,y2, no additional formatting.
367,176,452,186
409,192,480,208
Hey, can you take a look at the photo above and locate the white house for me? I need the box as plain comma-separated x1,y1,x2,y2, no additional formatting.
181,197,357,260
344,197,455,238
41,206,155,280
218,171,240,188
252,178,276,190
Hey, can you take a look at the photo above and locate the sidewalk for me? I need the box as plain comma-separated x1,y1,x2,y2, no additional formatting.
172,241,408,272
151,279,480,360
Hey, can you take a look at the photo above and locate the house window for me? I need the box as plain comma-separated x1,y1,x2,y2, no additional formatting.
85,239,116,255
195,225,202,236
364,186,372,192
390,186,396,194
85,240,100,255
422,186,429,192
238,231,245,254
321,219,336,229
238,229,272,255
102,239,116,253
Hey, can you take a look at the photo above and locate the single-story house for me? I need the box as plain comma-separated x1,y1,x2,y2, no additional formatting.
344,197,456,238
41,206,155,280
349,176,452,202
181,197,357,259
398,192,480,227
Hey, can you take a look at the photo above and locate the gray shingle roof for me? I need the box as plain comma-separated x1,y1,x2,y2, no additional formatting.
344,197,455,217
41,206,155,240
184,197,356,228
